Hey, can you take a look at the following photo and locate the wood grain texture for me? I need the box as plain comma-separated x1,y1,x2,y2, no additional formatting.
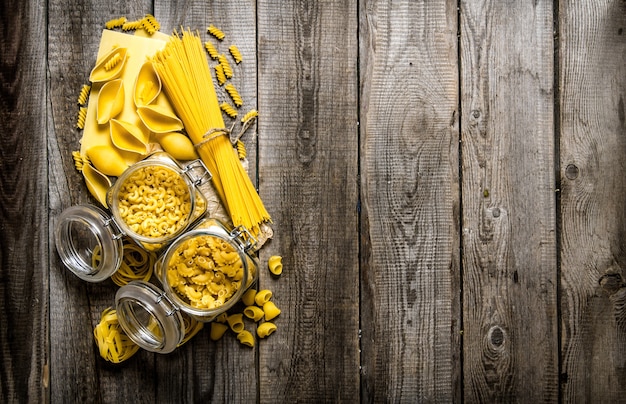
559,0,626,401
359,1,460,402
460,0,558,401
257,0,360,401
0,0,49,402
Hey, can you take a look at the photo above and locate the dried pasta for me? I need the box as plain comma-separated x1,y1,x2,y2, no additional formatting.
220,102,238,119
122,19,143,31
267,255,283,275
204,41,219,60
218,54,233,79
93,307,140,363
227,313,245,333
165,233,256,310
243,305,264,322
236,330,254,347
262,301,281,321
104,53,123,71
179,313,204,345
207,24,226,40
228,44,242,64
141,14,160,35
224,83,243,107
105,16,127,29
241,288,257,307
254,289,272,306
210,322,229,341
257,322,277,338
235,140,246,160
76,107,87,129
110,239,156,286
241,109,258,124
116,165,198,239
214,64,227,86
77,84,91,105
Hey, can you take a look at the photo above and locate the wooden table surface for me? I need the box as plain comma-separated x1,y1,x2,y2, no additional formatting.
2,0,625,402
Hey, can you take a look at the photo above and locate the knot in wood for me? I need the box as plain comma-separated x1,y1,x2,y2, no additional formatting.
487,325,506,351
565,164,579,180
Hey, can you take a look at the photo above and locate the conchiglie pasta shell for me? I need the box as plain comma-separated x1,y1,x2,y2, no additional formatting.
134,60,161,107
82,162,112,208
110,119,149,155
154,132,198,161
86,145,129,177
136,104,183,134
89,47,128,83
96,79,125,124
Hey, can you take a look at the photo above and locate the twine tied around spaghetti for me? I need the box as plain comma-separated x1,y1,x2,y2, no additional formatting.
194,115,258,150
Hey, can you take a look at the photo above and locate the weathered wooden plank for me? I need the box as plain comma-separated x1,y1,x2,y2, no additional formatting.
153,2,258,402
559,0,626,401
460,0,558,401
257,0,360,401
0,0,49,402
47,2,158,403
359,1,460,402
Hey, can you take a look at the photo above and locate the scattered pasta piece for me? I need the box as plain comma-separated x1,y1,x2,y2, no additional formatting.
235,140,246,160
257,322,277,338
210,322,229,341
241,288,257,307
263,301,281,321
72,150,85,171
77,84,91,105
254,289,272,306
122,19,143,31
229,44,242,64
214,64,227,86
204,41,219,60
243,305,264,322
241,109,258,124
220,102,238,118
215,312,228,323
236,330,255,347
104,53,123,71
218,54,233,79
227,313,245,333
76,107,87,129
268,255,283,276
141,14,160,35
93,307,140,363
224,83,243,107
105,16,127,30
207,24,226,40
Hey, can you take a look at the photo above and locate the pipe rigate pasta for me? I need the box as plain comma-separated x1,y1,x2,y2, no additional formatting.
267,255,283,275
257,322,277,338
207,24,226,40
262,301,281,321
227,313,245,333
254,289,273,306
243,305,264,322
236,330,255,347
210,322,229,341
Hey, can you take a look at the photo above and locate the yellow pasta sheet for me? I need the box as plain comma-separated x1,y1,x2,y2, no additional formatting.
80,29,171,166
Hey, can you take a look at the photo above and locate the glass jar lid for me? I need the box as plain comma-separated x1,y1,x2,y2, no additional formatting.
115,280,185,353
54,205,123,282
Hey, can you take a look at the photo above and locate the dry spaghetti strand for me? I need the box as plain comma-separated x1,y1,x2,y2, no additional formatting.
151,29,271,237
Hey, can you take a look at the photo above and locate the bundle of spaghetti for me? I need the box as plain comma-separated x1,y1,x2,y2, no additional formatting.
151,29,270,237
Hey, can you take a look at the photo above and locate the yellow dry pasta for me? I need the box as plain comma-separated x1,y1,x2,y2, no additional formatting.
141,14,160,35
111,239,156,286
105,16,127,29
214,64,227,86
241,109,258,124
179,313,204,345
235,140,246,160
209,322,229,341
228,44,242,64
227,313,245,333
241,288,257,307
254,289,273,306
77,84,91,105
93,307,140,363
218,54,233,79
76,107,87,129
122,19,143,31
236,330,255,347
243,305,265,322
263,301,281,321
207,24,225,40
104,53,123,71
72,150,85,171
204,41,219,60
257,322,277,338
224,83,243,107
267,255,283,276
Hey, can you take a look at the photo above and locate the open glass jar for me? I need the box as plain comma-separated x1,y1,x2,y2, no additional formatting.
115,219,258,353
54,152,210,282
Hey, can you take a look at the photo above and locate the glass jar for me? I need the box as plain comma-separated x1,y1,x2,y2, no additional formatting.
115,219,258,353
54,153,210,282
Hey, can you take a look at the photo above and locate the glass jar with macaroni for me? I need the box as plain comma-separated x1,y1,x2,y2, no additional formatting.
114,218,259,353
54,152,211,282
